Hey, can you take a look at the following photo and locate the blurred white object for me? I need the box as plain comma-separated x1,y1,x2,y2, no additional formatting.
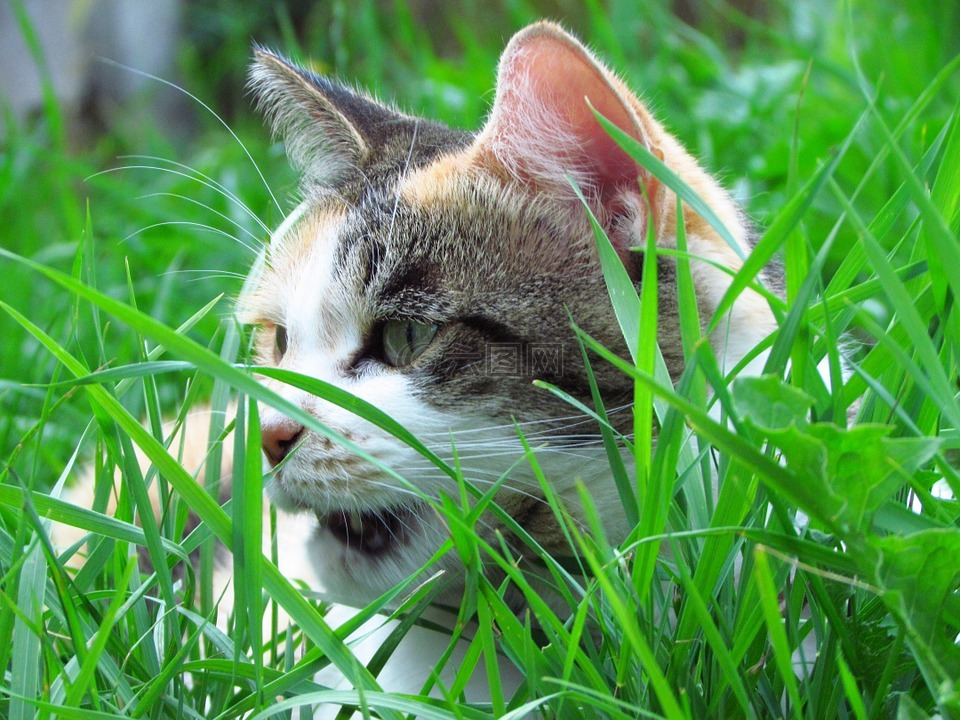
0,0,186,138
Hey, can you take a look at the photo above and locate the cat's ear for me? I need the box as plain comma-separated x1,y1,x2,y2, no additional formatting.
249,47,385,185
475,22,659,236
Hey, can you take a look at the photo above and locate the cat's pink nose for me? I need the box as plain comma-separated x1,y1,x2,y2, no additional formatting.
261,417,305,467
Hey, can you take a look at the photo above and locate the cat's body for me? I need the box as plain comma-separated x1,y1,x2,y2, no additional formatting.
58,20,778,714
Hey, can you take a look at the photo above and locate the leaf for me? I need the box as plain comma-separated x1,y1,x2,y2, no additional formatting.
873,529,960,705
809,425,938,532
763,422,940,534
896,694,942,720
735,376,941,532
758,423,842,528
10,540,45,720
732,375,814,431
753,547,805,720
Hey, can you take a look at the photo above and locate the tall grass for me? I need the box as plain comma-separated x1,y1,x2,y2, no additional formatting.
1,1,959,718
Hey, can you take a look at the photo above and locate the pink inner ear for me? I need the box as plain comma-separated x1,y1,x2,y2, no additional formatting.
489,31,648,197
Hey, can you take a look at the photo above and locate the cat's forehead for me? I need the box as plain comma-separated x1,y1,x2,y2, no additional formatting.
247,190,439,316
244,142,597,328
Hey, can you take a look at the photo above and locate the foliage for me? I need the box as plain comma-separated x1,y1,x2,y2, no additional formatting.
1,0,959,718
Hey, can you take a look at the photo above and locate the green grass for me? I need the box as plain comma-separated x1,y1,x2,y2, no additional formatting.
2,0,960,717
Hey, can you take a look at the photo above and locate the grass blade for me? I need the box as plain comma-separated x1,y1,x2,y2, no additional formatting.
753,547,803,720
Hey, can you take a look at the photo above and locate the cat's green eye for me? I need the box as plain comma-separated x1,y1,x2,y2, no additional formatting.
275,325,288,359
382,320,438,367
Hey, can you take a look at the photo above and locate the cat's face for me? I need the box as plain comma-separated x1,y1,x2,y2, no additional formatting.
241,22,776,605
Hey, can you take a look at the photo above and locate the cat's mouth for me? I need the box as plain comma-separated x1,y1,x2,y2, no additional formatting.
319,503,422,556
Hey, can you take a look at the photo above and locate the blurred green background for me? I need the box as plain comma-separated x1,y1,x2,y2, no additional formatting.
2,0,958,480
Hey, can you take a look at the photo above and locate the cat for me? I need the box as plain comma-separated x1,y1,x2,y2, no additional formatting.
242,19,776,611
57,19,779,713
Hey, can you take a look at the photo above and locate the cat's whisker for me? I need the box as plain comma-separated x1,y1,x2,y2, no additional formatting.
96,59,282,215
390,462,549,493
401,465,510,481
350,477,429,503
416,403,632,439
162,269,250,280
455,477,551,500
122,155,272,235
421,433,610,456
386,474,554,514
389,508,426,545
424,430,598,450
162,269,251,285
137,191,266,248
385,119,420,249
425,433,608,450
90,163,270,236
121,221,260,256
519,418,626,439
442,446,607,464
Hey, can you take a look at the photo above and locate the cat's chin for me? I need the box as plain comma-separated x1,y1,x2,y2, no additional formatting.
306,502,458,608
317,503,426,557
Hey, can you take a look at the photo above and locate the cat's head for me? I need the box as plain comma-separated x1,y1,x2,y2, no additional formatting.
241,22,775,605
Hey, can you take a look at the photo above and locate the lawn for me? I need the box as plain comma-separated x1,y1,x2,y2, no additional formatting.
1,1,959,718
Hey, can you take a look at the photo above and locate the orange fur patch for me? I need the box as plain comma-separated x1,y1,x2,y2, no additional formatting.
237,203,349,326
398,148,477,206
